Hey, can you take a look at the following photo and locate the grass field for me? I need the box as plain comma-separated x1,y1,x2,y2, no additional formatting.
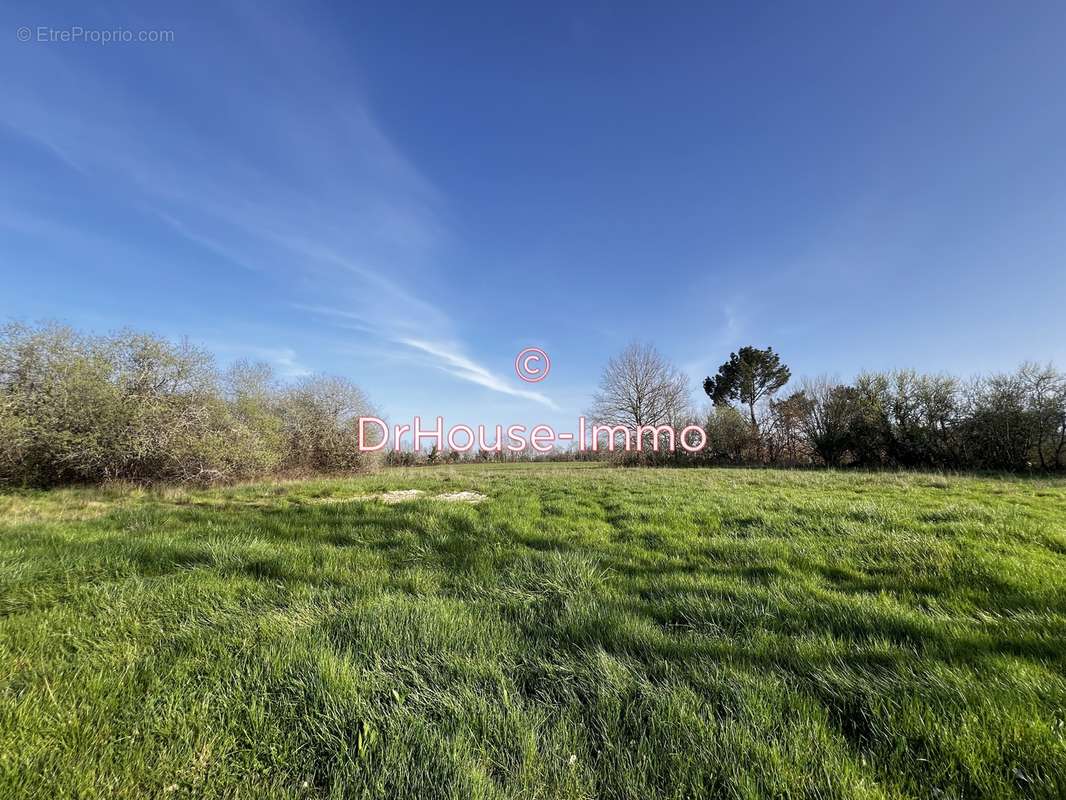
1,464,1064,799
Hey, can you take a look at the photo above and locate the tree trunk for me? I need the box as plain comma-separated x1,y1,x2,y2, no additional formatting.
748,402,760,461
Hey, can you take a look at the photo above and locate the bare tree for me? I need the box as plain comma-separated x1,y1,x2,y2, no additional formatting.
588,342,689,451
1019,362,1066,469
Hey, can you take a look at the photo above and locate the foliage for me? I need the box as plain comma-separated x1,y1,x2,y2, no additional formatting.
704,404,752,462
4,321,1065,480
0,323,377,486
703,345,791,427
690,345,1065,471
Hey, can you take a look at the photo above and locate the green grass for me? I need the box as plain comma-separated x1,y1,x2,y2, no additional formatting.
1,464,1064,799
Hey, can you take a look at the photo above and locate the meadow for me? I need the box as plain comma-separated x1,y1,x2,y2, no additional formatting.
1,464,1064,799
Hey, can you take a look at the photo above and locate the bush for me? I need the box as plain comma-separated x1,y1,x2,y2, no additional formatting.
786,366,1065,471
0,323,379,486
275,375,379,473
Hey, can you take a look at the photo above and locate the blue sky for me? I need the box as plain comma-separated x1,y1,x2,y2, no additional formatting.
3,1,1065,433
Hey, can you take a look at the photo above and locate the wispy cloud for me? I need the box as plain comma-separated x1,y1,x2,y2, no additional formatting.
297,304,558,409
398,337,559,410
0,5,556,412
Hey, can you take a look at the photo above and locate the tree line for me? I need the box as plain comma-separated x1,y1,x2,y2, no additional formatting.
2,321,1063,485
587,342,1066,471
0,323,378,486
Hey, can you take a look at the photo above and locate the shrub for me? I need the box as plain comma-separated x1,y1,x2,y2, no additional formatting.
0,323,378,486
